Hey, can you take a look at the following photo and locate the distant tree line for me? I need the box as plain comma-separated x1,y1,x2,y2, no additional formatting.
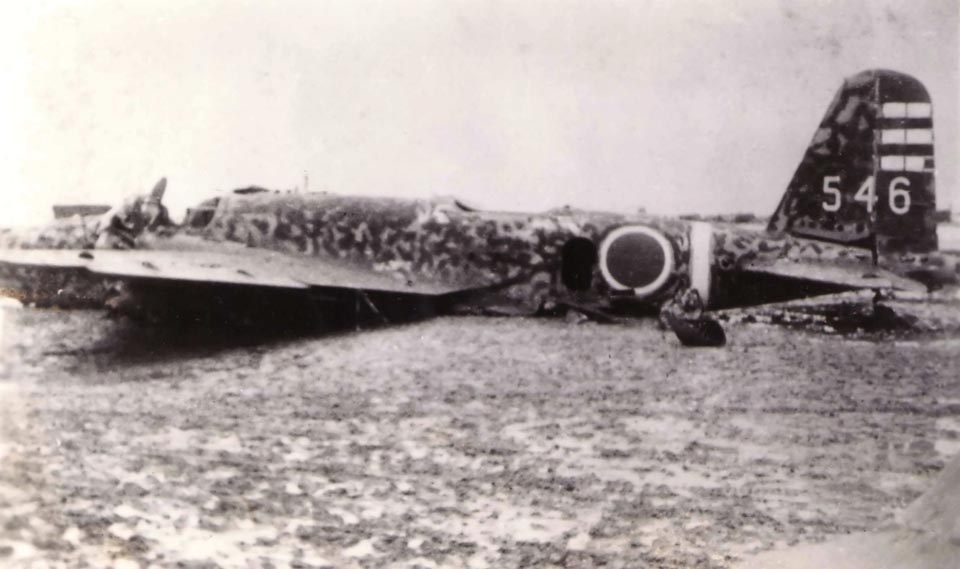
678,213,765,224
679,210,954,224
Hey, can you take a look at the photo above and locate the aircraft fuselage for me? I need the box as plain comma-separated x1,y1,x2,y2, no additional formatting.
177,190,887,314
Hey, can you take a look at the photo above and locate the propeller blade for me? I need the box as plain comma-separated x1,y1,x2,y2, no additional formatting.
149,177,167,203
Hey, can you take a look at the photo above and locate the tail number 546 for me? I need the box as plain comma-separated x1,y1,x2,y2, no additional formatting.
822,176,911,215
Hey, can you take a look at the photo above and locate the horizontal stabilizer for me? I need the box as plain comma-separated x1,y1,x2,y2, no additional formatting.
742,258,927,293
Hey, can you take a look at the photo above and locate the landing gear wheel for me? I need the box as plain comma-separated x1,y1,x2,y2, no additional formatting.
660,289,726,347
869,288,905,329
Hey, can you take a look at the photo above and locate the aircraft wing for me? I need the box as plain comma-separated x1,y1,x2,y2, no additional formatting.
0,247,469,296
741,258,928,293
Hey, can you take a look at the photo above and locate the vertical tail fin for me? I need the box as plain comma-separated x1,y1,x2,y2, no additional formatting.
767,69,937,254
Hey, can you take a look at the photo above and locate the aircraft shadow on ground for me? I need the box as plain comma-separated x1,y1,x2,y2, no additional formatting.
45,285,448,365
40,302,427,368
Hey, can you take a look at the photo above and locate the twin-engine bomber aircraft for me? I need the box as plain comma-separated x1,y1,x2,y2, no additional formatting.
1,69,958,346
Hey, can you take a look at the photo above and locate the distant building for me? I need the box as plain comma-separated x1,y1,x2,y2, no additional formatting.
52,205,111,219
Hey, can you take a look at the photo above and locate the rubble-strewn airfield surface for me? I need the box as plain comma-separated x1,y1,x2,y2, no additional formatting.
1,295,959,568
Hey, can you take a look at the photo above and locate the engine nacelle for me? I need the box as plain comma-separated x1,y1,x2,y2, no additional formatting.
598,225,676,299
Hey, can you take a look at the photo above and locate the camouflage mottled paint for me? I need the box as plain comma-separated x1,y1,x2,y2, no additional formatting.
714,223,871,268
0,216,98,251
0,215,111,307
768,69,937,255
2,184,958,315
167,186,960,312
187,190,695,312
768,70,878,247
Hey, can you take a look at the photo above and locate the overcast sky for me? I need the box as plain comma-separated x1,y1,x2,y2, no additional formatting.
0,0,956,226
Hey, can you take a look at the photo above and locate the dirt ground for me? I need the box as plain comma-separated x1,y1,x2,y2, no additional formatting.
1,296,959,569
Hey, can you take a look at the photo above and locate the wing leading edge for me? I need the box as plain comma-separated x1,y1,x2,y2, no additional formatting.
0,247,475,298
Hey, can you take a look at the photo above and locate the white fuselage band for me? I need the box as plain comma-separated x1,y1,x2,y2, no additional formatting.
688,221,713,308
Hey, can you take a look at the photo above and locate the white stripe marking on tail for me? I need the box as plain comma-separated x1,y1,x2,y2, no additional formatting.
907,102,932,118
880,129,934,144
882,102,907,118
905,129,933,144
881,129,905,143
881,156,905,171
882,102,932,119
905,156,928,172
